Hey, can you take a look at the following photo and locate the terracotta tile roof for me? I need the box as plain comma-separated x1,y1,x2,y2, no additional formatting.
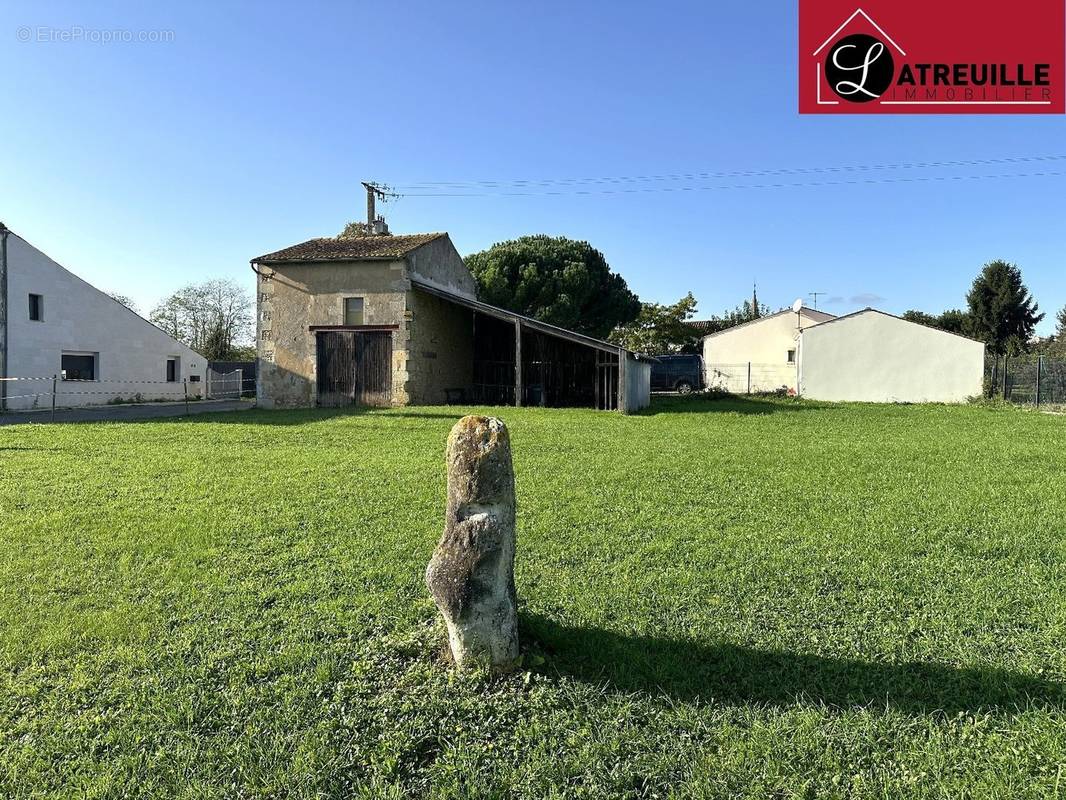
688,320,720,333
253,232,446,263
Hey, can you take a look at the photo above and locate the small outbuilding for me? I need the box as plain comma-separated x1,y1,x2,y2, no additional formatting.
797,309,985,403
251,230,652,413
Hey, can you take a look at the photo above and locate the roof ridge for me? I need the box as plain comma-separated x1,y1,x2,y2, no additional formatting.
699,307,835,339
252,232,447,264
800,307,986,344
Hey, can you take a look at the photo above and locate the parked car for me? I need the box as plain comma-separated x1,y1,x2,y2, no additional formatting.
650,354,703,394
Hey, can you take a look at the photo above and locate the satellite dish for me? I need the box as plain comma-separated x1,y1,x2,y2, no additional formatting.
792,298,803,313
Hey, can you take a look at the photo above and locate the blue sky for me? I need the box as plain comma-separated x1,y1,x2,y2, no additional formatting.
4,0,1063,333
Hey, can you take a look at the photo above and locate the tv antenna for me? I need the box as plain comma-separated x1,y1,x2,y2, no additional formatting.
808,291,825,310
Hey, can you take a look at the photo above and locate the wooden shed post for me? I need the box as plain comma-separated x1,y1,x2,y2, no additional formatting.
514,319,523,407
617,348,627,414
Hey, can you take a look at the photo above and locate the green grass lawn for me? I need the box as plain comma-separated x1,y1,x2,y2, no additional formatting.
1,396,1065,799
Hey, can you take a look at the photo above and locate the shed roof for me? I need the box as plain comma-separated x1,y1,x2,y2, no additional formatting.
800,307,986,344
253,232,446,264
411,279,654,360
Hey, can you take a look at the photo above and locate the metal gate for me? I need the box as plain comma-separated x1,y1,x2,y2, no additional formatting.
206,367,244,399
315,330,393,407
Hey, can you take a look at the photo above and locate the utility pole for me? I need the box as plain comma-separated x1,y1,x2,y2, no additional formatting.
361,181,395,227
362,182,379,226
808,291,825,310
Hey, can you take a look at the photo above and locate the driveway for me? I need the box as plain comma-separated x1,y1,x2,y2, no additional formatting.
0,399,254,426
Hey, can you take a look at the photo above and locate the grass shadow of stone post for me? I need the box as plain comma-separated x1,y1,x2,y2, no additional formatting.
521,614,1066,715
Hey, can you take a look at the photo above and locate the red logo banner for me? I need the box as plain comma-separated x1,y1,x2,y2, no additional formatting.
799,1,1065,113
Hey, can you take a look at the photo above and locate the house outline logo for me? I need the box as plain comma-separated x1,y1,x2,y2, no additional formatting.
811,8,906,105
799,0,1064,113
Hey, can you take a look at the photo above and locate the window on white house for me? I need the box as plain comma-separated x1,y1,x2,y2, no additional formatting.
61,353,97,381
787,349,796,364
344,297,364,326
29,294,43,321
166,358,179,382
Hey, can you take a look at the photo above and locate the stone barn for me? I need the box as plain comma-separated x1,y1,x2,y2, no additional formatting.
251,231,652,413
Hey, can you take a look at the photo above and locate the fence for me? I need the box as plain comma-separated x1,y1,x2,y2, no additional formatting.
704,362,797,395
986,354,1066,406
0,373,256,418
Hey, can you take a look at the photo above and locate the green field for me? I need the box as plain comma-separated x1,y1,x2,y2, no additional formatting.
1,397,1064,799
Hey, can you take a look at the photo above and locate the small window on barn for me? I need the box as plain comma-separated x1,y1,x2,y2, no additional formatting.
344,297,364,326
787,349,796,363
166,358,179,382
29,294,43,321
61,352,97,381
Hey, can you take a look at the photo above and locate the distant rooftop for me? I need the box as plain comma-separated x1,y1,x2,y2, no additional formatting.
253,232,446,264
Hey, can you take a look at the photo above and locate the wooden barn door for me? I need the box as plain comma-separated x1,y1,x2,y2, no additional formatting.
316,331,393,407
352,331,393,406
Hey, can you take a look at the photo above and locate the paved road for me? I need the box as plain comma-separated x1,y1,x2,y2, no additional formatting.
0,399,254,426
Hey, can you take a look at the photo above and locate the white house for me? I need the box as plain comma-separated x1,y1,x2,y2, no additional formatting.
0,225,206,411
702,307,836,392
797,309,985,403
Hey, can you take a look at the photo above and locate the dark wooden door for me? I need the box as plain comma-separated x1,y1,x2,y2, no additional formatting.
316,331,393,407
353,331,393,406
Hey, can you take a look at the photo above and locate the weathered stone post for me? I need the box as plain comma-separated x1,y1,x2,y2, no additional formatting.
426,415,519,669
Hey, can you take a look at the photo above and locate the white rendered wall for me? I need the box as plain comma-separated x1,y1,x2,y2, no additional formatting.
5,235,206,410
702,309,833,391
798,310,985,403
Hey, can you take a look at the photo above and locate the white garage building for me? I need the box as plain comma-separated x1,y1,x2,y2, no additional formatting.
798,309,985,403
0,225,207,411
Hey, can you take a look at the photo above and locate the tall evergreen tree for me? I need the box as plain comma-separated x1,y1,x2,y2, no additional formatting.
965,261,1044,355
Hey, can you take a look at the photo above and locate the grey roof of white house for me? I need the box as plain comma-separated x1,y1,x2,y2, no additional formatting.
799,307,986,344
700,307,836,340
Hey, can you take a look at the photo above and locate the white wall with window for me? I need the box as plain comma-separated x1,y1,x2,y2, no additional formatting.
702,307,836,392
3,233,207,411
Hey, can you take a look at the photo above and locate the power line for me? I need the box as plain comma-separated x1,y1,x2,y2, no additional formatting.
388,154,1066,191
390,169,1066,197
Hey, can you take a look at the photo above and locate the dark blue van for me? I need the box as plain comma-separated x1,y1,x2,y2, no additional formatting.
650,354,704,394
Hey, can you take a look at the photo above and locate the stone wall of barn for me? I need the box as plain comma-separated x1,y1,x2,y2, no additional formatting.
256,259,410,408
406,236,477,299
404,289,475,405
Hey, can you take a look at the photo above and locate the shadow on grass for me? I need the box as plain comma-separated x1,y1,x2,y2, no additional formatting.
640,394,832,416
523,614,1065,714
14,395,831,427
170,406,472,425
